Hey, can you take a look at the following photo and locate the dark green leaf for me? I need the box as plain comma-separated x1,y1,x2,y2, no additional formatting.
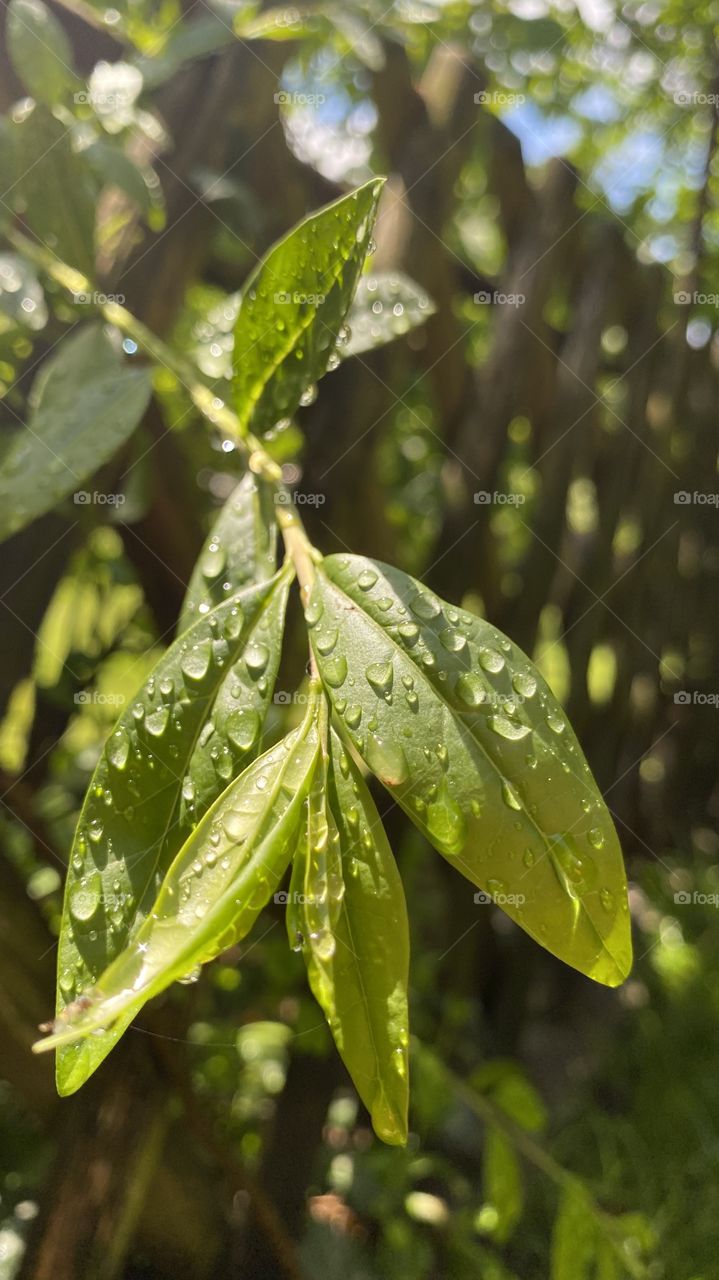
550,1182,598,1280
343,272,435,357
178,473,278,634
232,178,384,433
307,555,632,987
53,564,292,1093
37,689,321,1057
7,0,80,105
0,325,152,544
9,104,97,273
287,723,410,1144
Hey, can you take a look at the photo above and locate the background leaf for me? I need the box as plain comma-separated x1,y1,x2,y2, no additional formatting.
55,567,291,1093
288,725,410,1145
307,555,632,987
550,1182,598,1280
8,104,97,273
0,325,151,544
232,178,383,433
7,0,80,105
343,272,436,357
178,472,278,634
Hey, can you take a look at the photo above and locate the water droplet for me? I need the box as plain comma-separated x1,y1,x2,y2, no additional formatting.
88,818,103,843
358,569,378,590
588,827,605,849
489,715,531,741
479,647,505,673
426,788,466,856
439,628,467,653
305,597,323,626
181,640,212,682
344,703,362,729
70,871,102,923
315,628,338,655
365,660,393,696
201,540,226,580
456,672,486,708
546,711,565,734
323,656,348,688
512,671,537,698
410,592,441,621
108,729,130,770
599,887,615,912
178,965,201,985
146,706,170,737
365,734,409,785
223,811,247,842
398,621,419,646
501,780,522,811
226,708,260,751
245,642,269,675
523,847,536,868
549,834,597,896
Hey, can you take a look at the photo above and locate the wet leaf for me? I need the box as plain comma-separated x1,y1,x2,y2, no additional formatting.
233,178,383,434
52,564,292,1093
307,554,632,987
288,724,410,1144
7,0,80,104
343,272,435,357
36,690,321,1057
0,325,151,544
178,473,278,634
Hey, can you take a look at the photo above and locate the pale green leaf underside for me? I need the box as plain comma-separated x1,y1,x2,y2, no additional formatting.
343,272,435,357
307,554,632,988
55,565,292,1093
233,178,383,434
40,704,321,1054
288,726,410,1144
0,325,151,544
178,472,278,634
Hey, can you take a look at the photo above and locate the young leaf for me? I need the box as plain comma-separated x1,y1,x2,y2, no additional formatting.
550,1182,598,1280
306,555,632,988
178,473,278,634
0,325,151,544
343,272,436,357
53,565,292,1093
233,178,384,434
287,723,410,1145
7,0,80,105
36,691,322,1056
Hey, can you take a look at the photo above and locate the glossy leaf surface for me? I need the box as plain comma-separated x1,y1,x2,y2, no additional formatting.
0,325,151,543
343,272,435,357
307,555,632,987
233,179,383,434
54,565,292,1092
288,724,410,1144
38,697,321,1055
178,473,278,634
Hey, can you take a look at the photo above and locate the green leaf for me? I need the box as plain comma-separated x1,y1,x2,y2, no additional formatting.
37,688,321,1057
178,473,278,634
8,104,97,274
0,325,152,544
343,272,435,357
7,0,80,105
307,555,632,987
481,1127,524,1244
85,140,155,215
550,1182,598,1280
52,565,292,1093
287,723,410,1144
232,178,384,434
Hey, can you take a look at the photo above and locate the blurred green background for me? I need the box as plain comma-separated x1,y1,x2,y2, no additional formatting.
1,1,718,1277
